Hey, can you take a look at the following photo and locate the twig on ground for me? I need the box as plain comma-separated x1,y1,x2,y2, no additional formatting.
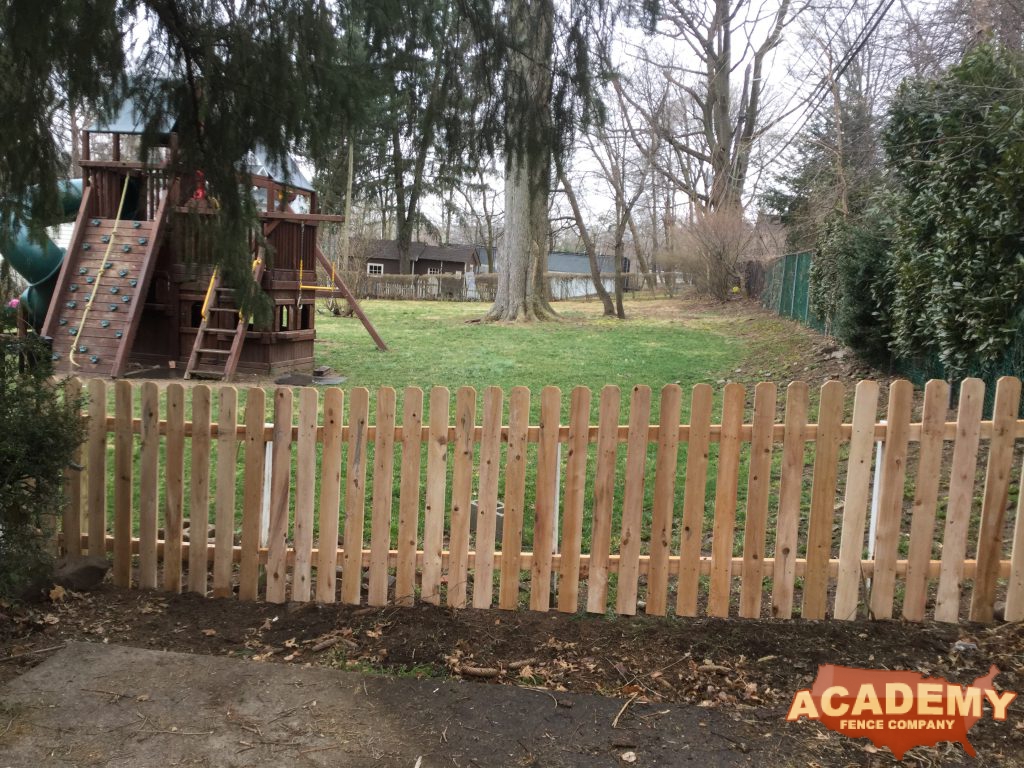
612,692,640,729
0,644,67,663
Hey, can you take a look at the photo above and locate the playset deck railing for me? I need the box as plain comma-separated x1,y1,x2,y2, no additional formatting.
58,376,1024,624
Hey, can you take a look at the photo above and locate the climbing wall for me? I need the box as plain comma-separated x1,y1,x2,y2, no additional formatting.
49,217,160,376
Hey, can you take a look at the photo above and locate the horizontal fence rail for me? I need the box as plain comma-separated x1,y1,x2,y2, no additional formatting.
59,377,1024,623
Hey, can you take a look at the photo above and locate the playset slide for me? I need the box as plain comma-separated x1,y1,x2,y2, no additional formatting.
1,180,83,329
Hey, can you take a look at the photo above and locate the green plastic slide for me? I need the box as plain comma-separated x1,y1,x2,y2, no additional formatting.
1,180,83,329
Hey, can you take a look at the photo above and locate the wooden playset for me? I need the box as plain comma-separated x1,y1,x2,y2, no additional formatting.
28,115,383,380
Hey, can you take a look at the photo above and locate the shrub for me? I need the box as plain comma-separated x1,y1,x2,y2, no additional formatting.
0,312,85,597
883,44,1024,375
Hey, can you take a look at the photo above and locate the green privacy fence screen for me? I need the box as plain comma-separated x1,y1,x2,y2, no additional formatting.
756,251,1024,414
759,252,826,333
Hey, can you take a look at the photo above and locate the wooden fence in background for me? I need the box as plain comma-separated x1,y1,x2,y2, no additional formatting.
60,376,1024,624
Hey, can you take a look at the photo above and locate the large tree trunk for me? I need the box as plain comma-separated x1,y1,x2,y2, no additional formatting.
485,0,557,322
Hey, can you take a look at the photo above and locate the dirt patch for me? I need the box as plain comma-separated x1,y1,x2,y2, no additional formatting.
2,588,1022,766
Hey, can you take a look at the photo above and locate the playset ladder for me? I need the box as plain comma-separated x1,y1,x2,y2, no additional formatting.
44,187,172,377
184,252,266,382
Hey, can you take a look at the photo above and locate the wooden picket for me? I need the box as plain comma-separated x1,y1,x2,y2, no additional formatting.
58,376,1024,625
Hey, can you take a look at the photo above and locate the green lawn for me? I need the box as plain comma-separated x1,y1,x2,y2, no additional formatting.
314,298,753,422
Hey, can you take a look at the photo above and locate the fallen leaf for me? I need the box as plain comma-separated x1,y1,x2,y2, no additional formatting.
201,628,217,637
49,585,66,602
620,751,637,763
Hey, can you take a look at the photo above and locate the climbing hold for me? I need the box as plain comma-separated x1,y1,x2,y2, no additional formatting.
108,304,118,312
85,276,94,284
121,295,131,303
114,331,123,339
122,245,132,253
101,235,110,244
52,353,60,361
90,218,100,227
129,279,137,288
69,284,78,292
132,221,141,229
58,319,67,326
82,243,91,251
66,300,77,309
137,237,148,245
68,327,77,335
90,355,99,364
109,286,119,294
104,262,113,269
100,319,110,328
78,267,88,275
78,345,88,354
118,269,128,277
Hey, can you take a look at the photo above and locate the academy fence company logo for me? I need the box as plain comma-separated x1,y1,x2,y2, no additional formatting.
786,664,1017,760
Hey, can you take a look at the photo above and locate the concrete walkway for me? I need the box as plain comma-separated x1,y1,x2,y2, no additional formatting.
0,642,757,767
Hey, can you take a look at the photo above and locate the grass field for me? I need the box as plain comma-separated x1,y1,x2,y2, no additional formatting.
312,296,802,421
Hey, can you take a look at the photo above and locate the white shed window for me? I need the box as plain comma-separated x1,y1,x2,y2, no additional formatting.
426,266,442,275
367,262,384,275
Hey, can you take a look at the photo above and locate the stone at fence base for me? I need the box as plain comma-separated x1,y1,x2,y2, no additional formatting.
53,554,111,592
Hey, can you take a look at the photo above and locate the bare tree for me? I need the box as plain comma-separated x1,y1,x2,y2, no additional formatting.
636,0,796,213
555,159,617,316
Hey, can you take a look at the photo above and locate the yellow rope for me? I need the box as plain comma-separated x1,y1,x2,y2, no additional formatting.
201,268,218,320
70,175,131,369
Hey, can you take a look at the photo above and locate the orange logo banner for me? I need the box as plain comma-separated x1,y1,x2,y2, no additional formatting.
786,664,1017,760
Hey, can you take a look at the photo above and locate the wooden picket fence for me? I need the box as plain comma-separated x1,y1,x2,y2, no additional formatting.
59,376,1024,624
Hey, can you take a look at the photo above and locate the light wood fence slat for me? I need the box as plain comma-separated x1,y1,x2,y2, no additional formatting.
87,378,108,558
709,383,745,618
772,382,809,619
646,384,682,616
292,387,319,603
422,387,450,605
531,386,562,612
740,382,777,619
1006,463,1024,622
63,377,83,558
238,387,266,601
934,378,985,622
616,385,652,615
970,376,1022,622
802,381,844,620
212,387,238,598
266,388,293,604
833,380,880,620
396,388,423,606
342,387,371,605
678,384,713,617
163,383,186,593
448,387,477,608
473,387,504,609
868,380,913,620
902,380,949,621
188,385,212,595
586,385,621,614
499,386,531,610
138,382,160,589
315,388,345,603
112,380,133,588
369,387,397,607
557,386,591,613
